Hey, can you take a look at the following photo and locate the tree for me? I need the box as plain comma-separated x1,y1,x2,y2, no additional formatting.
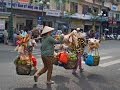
54,0,69,14
90,0,105,32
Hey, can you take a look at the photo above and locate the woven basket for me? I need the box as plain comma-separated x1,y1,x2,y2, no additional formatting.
63,60,78,69
93,55,100,66
16,64,32,75
14,57,32,75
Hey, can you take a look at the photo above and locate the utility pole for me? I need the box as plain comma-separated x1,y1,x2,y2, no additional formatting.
100,0,104,39
9,0,13,42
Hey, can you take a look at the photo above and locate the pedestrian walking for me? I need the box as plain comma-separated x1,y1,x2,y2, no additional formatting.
32,28,40,43
72,28,86,74
95,30,100,39
13,32,18,46
3,29,8,44
34,26,63,84
87,30,95,39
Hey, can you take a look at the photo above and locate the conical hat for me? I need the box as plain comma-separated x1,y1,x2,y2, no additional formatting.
41,26,54,35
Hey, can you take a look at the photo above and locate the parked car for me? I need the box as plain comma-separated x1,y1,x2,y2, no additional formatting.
0,29,4,43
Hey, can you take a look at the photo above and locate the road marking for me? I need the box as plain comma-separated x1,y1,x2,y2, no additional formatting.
10,50,16,52
118,68,120,70
100,52,108,55
33,52,40,54
99,59,120,67
100,56,113,61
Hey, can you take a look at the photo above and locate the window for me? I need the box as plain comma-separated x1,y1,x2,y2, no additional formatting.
116,14,120,20
56,2,61,10
56,2,65,11
92,7,99,14
109,12,113,17
70,2,78,13
82,5,98,15
82,5,89,14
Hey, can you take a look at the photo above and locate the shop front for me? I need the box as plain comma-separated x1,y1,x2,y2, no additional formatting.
84,20,93,32
70,19,84,30
0,12,10,30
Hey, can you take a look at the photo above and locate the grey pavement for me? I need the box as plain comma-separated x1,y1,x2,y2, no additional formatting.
0,40,120,90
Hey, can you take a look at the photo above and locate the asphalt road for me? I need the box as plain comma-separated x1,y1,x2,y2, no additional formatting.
0,40,120,90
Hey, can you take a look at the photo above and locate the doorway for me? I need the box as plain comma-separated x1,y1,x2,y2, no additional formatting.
26,20,33,30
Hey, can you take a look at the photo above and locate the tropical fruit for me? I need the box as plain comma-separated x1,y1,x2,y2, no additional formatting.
21,60,27,65
69,53,77,61
17,60,22,65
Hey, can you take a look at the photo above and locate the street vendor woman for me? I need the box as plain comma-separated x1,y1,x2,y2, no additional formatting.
34,26,63,84
72,28,87,74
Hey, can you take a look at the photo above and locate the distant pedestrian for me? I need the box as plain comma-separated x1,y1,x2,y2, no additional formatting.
95,30,100,39
3,29,8,44
13,32,18,46
87,30,95,38
20,30,27,37
34,26,63,84
32,28,40,42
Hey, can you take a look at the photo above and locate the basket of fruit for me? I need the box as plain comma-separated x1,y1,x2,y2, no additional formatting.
14,56,32,75
63,52,78,69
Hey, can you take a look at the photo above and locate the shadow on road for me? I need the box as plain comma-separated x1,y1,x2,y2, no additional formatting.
86,73,107,83
13,75,70,90
52,75,70,90
14,84,52,90
72,71,107,90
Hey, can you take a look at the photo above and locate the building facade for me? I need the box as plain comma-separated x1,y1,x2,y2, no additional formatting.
1,0,120,34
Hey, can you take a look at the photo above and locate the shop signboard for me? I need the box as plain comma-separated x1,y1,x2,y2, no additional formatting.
0,19,5,30
0,1,43,11
46,10,61,17
37,16,43,25
111,5,118,11
18,0,30,3
37,16,43,30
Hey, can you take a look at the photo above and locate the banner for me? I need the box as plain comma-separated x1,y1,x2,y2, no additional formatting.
0,19,5,30
18,0,30,3
2,1,43,12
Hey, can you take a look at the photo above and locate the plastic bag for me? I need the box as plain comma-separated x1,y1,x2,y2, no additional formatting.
58,52,69,64
85,54,94,66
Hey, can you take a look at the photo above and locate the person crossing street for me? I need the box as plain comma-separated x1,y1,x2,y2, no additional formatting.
34,26,63,84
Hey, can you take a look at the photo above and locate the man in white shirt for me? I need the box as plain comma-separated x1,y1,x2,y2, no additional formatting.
3,30,8,44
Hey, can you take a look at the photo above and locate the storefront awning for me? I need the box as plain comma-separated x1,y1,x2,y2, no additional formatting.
0,12,11,19
70,13,92,20
91,16,109,22
97,17,109,22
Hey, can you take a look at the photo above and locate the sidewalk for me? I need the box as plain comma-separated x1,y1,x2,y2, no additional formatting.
0,43,16,51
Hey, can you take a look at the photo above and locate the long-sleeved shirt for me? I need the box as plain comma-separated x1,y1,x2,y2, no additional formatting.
41,35,62,56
